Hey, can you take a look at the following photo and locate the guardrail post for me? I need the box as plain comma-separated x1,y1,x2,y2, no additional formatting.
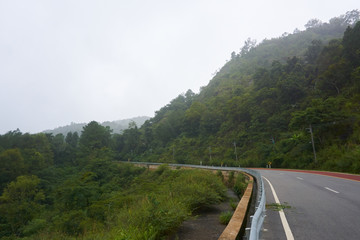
245,227,251,240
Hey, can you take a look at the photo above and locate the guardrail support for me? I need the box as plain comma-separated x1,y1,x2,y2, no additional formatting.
245,227,251,240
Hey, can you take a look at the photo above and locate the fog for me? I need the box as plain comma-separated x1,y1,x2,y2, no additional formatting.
0,0,358,134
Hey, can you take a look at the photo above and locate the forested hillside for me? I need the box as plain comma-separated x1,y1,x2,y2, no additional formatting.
114,10,360,173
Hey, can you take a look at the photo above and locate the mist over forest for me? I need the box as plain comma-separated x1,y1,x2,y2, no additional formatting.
42,116,150,135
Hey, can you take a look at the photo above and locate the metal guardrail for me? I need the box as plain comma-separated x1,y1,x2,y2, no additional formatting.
119,162,266,240
243,169,266,240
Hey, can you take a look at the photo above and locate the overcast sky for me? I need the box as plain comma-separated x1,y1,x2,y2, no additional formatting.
0,0,358,134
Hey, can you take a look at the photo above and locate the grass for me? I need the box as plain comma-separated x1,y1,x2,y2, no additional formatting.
229,198,238,211
219,211,233,225
266,202,291,211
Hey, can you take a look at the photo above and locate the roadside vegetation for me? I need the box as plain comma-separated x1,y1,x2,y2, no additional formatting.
0,123,248,239
0,137,228,239
219,211,233,225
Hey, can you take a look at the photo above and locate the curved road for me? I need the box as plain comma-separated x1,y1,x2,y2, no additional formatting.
258,169,360,240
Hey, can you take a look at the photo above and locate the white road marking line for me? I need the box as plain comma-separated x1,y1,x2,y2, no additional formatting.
324,187,339,194
296,177,303,180
263,176,295,240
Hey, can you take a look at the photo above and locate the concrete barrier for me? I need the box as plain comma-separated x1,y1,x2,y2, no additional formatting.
218,173,253,240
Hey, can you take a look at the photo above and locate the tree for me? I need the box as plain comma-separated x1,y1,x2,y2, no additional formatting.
316,39,343,72
343,21,360,67
50,134,66,165
62,132,79,165
290,98,348,128
0,129,22,150
342,9,360,25
184,101,206,136
240,38,257,56
55,174,99,211
65,132,79,148
231,51,237,60
317,59,352,95
305,40,323,64
79,121,112,152
0,175,45,236
121,122,141,159
24,149,47,173
0,149,26,190
22,133,54,167
305,18,322,29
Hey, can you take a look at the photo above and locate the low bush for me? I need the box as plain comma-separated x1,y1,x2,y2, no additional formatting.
233,173,247,198
230,198,238,210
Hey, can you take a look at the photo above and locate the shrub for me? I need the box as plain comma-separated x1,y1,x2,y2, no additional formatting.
154,164,170,175
230,198,238,210
227,171,235,187
216,170,224,181
233,173,247,198
54,210,88,236
21,218,47,236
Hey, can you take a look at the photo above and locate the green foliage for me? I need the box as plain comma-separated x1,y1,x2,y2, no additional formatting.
0,175,45,236
230,198,238,211
219,211,233,225
154,164,170,175
21,218,47,237
79,121,112,154
0,158,226,239
227,171,235,187
290,97,349,128
90,168,226,240
216,170,224,181
343,21,360,67
0,149,26,190
233,173,247,198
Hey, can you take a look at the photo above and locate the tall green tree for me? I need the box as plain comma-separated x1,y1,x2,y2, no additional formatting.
79,121,112,152
0,149,26,190
343,21,360,67
0,175,45,236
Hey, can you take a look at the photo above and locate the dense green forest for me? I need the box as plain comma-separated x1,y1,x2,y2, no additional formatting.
110,10,359,173
1,10,360,239
0,124,242,239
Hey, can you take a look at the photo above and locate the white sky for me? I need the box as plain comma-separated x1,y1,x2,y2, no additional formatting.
0,0,358,134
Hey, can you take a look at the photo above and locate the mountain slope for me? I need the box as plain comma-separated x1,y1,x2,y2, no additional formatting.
117,10,360,173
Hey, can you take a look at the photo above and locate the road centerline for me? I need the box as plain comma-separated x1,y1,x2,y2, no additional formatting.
263,176,295,240
324,187,339,194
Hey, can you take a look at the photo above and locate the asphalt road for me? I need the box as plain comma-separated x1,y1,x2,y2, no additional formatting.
258,169,360,240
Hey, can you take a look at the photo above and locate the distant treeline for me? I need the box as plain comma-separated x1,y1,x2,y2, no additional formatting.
42,116,150,135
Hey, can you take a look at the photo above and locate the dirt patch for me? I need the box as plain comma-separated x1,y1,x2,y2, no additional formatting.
168,190,238,240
